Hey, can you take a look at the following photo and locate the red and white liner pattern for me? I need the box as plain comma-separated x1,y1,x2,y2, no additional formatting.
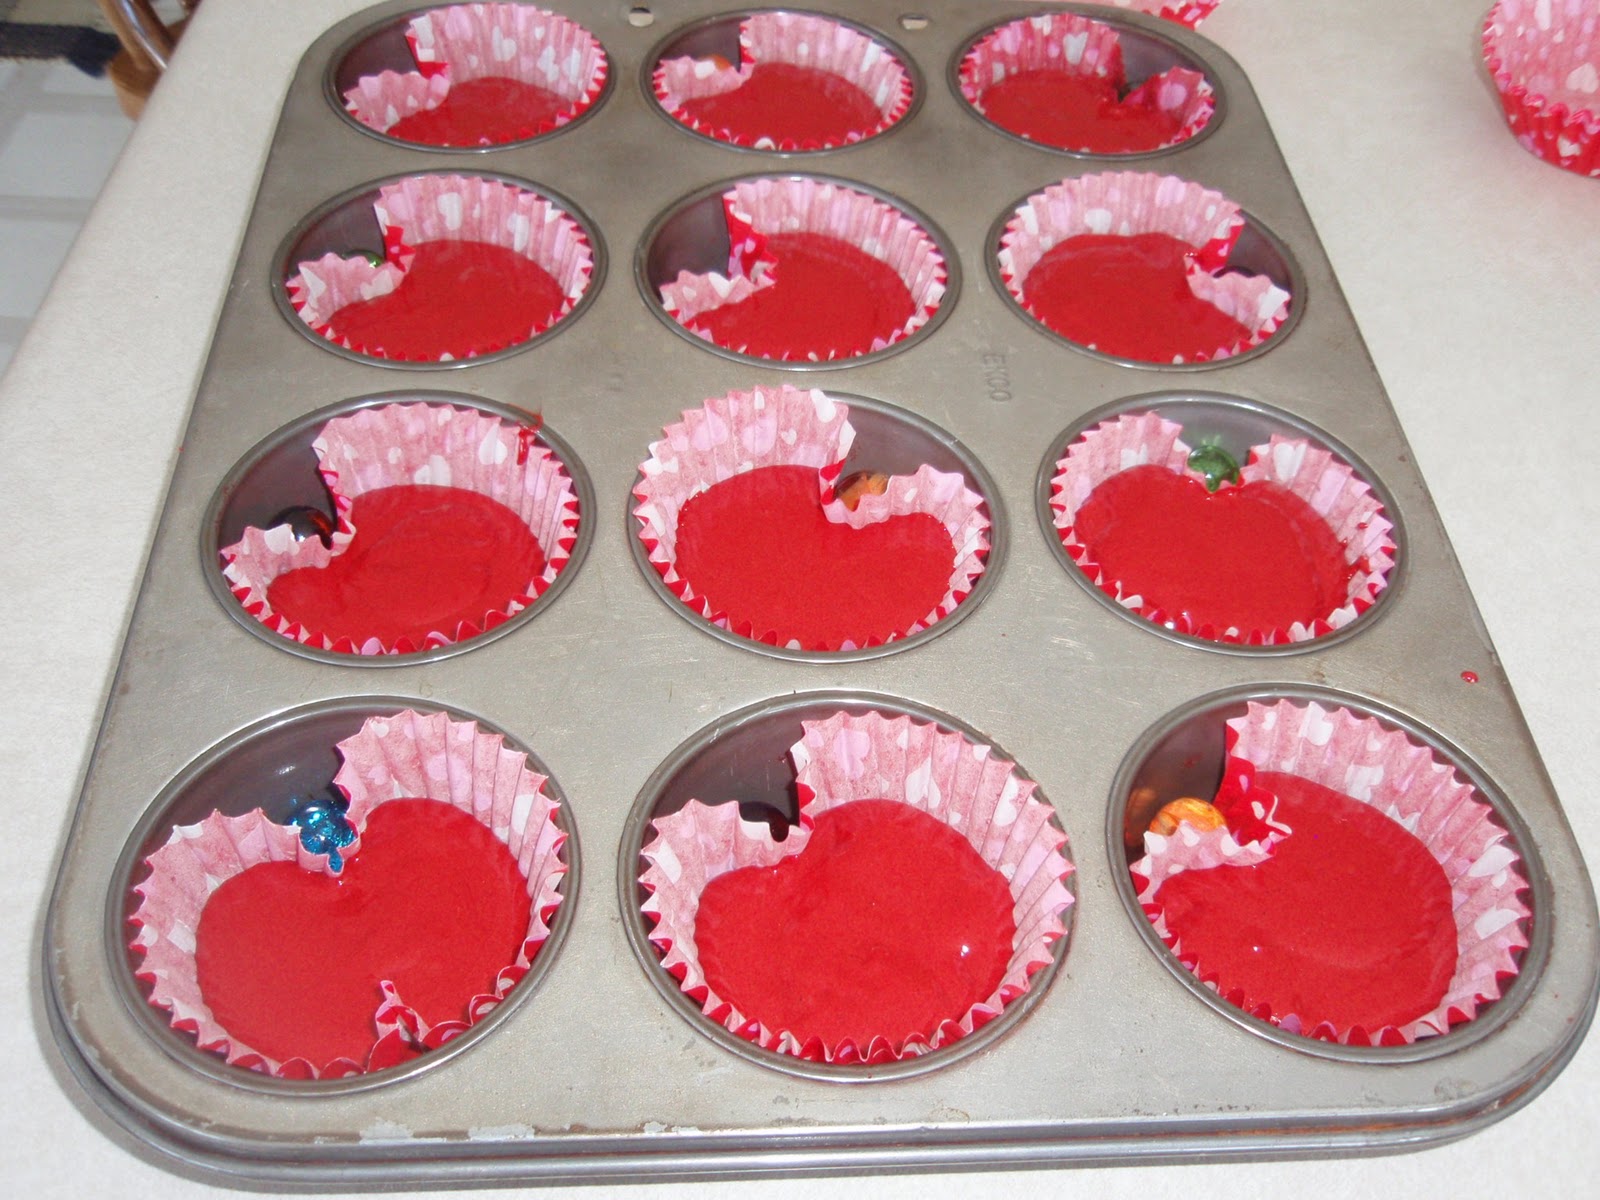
632,385,989,650
221,403,579,655
287,174,594,362
1483,0,1600,178
1081,0,1221,28
129,709,570,1078
958,12,1214,150
658,177,947,361
1131,699,1531,1045
653,12,912,150
997,172,1291,362
639,710,1075,1063
1049,411,1396,643
343,3,609,143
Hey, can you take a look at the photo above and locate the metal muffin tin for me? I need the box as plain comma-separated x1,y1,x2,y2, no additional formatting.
41,0,1599,1185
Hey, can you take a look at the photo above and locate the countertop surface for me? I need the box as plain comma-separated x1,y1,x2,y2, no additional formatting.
3,1,1597,1196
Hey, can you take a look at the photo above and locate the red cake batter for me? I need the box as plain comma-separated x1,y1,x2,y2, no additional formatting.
676,63,882,146
694,800,1016,1050
1070,464,1352,635
324,240,567,360
267,484,545,647
388,76,570,146
195,799,532,1069
1156,773,1458,1034
1022,231,1254,361
685,233,916,360
978,70,1183,153
672,464,953,648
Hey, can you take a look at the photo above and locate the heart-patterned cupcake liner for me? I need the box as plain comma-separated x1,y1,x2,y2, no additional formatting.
1048,411,1396,643
1082,0,1221,28
1483,0,1600,178
632,385,990,651
657,177,948,362
1130,700,1530,1045
958,12,1214,152
997,171,1292,363
639,709,1076,1063
653,11,912,151
286,174,594,362
343,3,608,147
129,709,570,1078
221,402,579,655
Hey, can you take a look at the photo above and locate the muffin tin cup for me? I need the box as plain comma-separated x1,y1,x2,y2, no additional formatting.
1033,391,1405,654
618,690,1076,1083
988,174,1303,369
109,696,583,1095
952,7,1221,158
636,172,958,369
202,391,596,666
628,387,1004,661
273,170,606,368
327,3,614,151
646,9,920,152
1107,684,1547,1064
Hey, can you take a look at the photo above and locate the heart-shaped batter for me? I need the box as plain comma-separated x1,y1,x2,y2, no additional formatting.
672,464,954,649
388,76,571,146
675,65,882,147
1154,772,1458,1033
1069,463,1354,635
265,483,546,648
1022,232,1255,361
321,240,567,362
194,799,532,1071
694,800,1016,1049
978,71,1188,153
684,233,915,360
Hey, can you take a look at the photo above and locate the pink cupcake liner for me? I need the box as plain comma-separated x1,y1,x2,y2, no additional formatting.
221,402,579,655
958,13,1214,152
997,172,1292,362
1082,0,1221,28
639,709,1075,1063
1131,699,1531,1045
1483,1,1600,178
287,174,594,362
632,385,990,650
129,709,569,1078
343,3,608,144
658,177,947,361
652,12,912,150
1048,411,1395,643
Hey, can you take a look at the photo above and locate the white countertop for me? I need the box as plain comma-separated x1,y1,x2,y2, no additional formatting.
3,1,1597,1196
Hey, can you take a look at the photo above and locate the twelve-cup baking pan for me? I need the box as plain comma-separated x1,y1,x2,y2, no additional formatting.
40,0,1600,1185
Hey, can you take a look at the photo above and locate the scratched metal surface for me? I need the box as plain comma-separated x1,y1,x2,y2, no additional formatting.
41,1,1599,1185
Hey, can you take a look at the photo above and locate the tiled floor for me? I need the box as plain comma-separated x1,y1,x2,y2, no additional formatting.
0,57,133,377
